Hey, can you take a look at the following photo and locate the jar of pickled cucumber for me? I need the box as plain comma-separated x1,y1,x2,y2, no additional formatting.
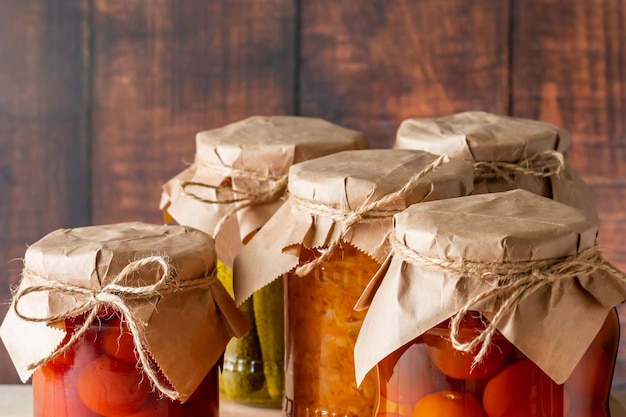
234,149,474,417
160,115,369,408
394,111,599,224
355,189,626,417
0,222,250,417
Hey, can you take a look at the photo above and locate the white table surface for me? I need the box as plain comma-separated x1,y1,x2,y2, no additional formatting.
1,385,625,417
0,384,281,417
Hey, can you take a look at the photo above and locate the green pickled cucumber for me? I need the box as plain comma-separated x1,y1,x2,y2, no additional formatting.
252,277,285,401
221,287,266,399
216,260,234,297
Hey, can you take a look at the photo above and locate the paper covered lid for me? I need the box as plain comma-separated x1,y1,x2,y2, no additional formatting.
354,190,626,385
0,222,250,402
394,111,598,224
395,111,571,161
233,149,474,305
161,115,369,267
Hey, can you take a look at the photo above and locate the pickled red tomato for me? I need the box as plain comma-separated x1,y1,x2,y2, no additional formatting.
33,366,99,417
103,316,137,364
412,390,486,417
565,343,612,417
567,342,612,399
378,339,447,405
482,359,564,417
77,355,150,417
423,314,512,380
566,309,618,409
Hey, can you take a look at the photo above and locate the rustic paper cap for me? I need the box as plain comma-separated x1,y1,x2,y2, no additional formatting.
161,115,369,267
394,111,599,225
395,111,571,161
233,149,474,305
355,190,626,385
0,222,250,402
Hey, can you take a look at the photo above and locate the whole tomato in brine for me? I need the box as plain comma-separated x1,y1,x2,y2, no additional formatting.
423,313,512,381
77,355,151,417
412,390,487,417
482,359,564,417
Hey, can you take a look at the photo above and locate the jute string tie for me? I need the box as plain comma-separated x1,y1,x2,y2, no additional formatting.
291,154,450,277
473,150,565,188
181,162,288,237
388,232,625,369
14,256,218,401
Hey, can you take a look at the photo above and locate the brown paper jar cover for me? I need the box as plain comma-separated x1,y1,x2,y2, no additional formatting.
0,222,250,402
394,111,599,224
233,148,474,306
160,115,369,268
354,189,626,385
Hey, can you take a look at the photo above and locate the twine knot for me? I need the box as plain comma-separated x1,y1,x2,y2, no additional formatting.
181,163,288,237
388,233,625,369
473,150,565,188
291,154,450,277
14,256,217,401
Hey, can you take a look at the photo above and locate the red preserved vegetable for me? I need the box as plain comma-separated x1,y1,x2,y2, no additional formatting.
423,313,513,381
102,316,136,364
412,390,486,417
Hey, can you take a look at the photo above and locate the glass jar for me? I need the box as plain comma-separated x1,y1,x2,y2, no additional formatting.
376,309,619,417
284,242,380,417
33,310,219,417
219,277,284,408
160,116,370,409
232,149,474,414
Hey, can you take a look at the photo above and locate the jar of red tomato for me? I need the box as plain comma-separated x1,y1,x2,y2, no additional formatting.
0,222,250,417
355,189,626,417
235,149,474,417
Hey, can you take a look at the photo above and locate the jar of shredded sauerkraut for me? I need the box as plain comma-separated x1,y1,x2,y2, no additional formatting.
234,149,474,416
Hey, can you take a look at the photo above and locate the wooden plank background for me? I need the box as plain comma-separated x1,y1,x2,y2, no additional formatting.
1,0,625,388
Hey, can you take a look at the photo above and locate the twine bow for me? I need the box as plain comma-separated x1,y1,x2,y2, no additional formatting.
388,232,625,369
181,163,288,237
14,256,217,401
473,150,565,188
291,154,450,277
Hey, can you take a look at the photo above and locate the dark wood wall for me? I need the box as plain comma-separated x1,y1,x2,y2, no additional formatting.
1,0,625,385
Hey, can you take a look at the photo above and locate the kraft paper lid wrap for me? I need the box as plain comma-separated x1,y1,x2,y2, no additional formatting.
160,115,369,267
395,111,598,223
233,149,474,305
354,189,626,385
0,222,251,402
